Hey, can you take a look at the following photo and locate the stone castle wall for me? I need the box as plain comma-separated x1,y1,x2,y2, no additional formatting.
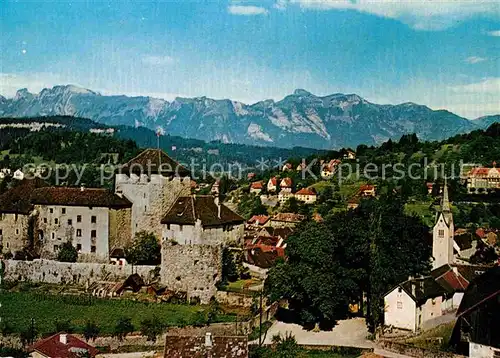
2,259,156,285
115,174,191,240
108,207,132,251
0,213,30,254
161,244,222,304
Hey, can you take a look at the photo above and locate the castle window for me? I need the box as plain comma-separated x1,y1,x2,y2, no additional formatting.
51,232,55,239
16,229,19,235
91,216,97,224
15,214,18,221
62,208,66,214
91,245,96,253
77,215,82,223
53,245,59,251
76,244,82,251
91,230,96,238
44,218,47,223
50,208,53,214
54,218,58,225
68,219,72,225
179,225,183,232
438,229,445,237
76,229,82,237
0,229,3,235
397,301,403,309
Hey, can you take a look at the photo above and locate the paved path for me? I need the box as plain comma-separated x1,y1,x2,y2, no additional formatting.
261,318,373,348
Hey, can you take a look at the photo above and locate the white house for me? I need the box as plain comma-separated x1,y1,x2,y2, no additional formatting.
278,189,293,204
295,187,317,204
279,177,293,193
384,276,447,332
267,177,278,193
13,169,24,180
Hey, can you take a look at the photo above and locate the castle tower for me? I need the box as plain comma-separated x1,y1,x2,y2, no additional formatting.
432,181,454,269
114,149,191,242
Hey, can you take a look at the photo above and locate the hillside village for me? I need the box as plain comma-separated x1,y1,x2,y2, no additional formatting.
0,123,500,358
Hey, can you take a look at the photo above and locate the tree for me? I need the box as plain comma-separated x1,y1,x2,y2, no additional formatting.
57,241,78,263
83,321,100,342
113,317,134,341
140,317,165,342
266,195,431,332
125,231,161,265
220,248,239,286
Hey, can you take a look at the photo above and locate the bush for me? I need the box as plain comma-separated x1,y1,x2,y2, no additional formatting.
54,319,74,334
57,241,78,263
83,321,100,342
113,317,134,341
140,317,165,342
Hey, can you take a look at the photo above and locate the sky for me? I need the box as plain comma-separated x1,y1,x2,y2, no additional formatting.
1,0,499,119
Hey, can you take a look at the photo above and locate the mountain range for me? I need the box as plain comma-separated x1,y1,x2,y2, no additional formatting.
0,85,498,149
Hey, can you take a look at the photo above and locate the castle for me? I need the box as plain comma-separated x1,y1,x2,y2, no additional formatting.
0,148,244,303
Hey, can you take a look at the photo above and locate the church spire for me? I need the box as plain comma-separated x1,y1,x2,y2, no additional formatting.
441,178,450,212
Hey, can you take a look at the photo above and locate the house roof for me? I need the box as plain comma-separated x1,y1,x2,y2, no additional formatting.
268,177,277,186
119,148,190,176
454,232,475,251
296,187,316,196
245,246,283,269
247,215,269,225
164,335,248,358
398,276,448,305
271,212,305,223
431,264,469,293
259,226,294,240
29,333,99,358
359,184,375,192
468,167,500,177
280,177,292,187
0,177,48,214
250,181,264,190
31,187,132,208
161,195,244,227
453,264,490,282
456,266,500,317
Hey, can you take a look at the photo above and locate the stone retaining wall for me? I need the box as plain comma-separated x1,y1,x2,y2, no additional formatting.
379,340,467,358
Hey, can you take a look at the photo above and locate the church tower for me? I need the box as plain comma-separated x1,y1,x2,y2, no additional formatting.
432,182,454,269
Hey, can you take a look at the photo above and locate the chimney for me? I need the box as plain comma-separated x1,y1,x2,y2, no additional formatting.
60,334,67,345
80,185,85,192
452,266,458,275
205,332,213,347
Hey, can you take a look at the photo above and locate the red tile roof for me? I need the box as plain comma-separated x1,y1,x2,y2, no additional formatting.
280,177,292,187
359,184,375,192
247,215,269,225
30,333,99,358
268,177,277,186
295,188,316,196
468,167,500,177
31,187,132,209
250,181,264,190
271,212,305,223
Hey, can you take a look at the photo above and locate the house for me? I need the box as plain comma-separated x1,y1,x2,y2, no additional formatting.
321,159,341,179
249,181,264,194
295,187,317,204
0,178,48,256
426,182,434,194
347,197,360,210
384,276,448,332
13,169,24,180
161,195,245,246
476,228,498,247
450,266,500,357
0,168,11,179
269,213,305,228
247,172,256,180
245,245,285,269
344,149,356,160
258,226,294,241
359,184,376,197
164,333,248,358
247,215,270,227
296,162,306,171
279,177,293,192
31,186,132,261
278,189,294,203
29,333,99,358
109,247,127,265
454,229,477,260
267,177,278,193
466,166,500,194
282,163,293,172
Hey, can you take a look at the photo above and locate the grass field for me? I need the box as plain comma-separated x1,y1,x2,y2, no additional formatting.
2,291,236,335
404,321,455,351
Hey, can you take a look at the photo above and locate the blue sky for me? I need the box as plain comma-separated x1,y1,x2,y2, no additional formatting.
1,0,499,118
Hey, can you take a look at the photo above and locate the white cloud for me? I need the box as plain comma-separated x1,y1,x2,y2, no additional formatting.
141,55,175,66
228,5,269,16
487,29,500,36
449,77,500,94
465,56,488,64
291,0,499,30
